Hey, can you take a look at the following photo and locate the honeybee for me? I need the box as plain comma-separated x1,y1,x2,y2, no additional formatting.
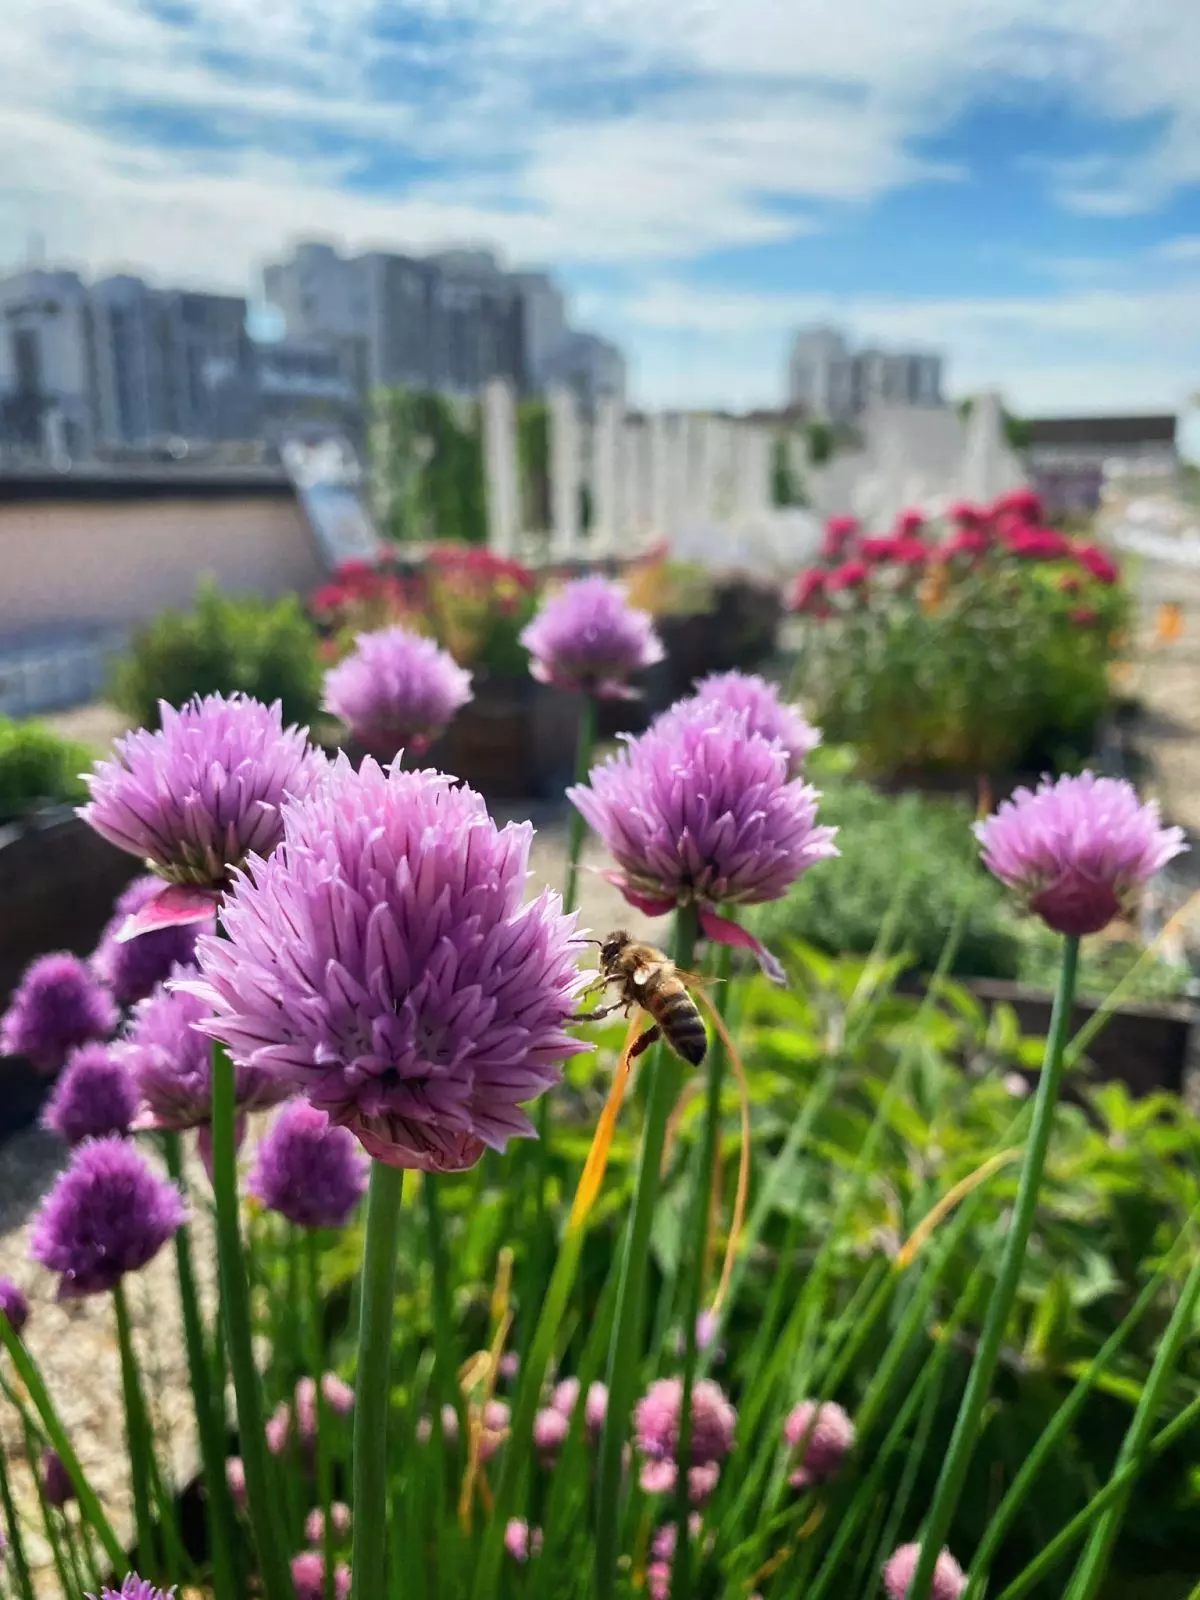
573,929,708,1066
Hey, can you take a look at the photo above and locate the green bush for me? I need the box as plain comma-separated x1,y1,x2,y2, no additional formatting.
0,716,91,823
111,578,323,730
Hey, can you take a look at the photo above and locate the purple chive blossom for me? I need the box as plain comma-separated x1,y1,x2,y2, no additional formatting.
687,671,820,775
42,1043,137,1145
291,1552,351,1600
226,1456,247,1509
479,1399,511,1463
79,692,322,898
42,1449,75,1507
551,1377,580,1416
91,875,212,1006
416,1404,460,1446
504,1519,543,1563
633,1377,736,1503
498,1351,520,1381
975,772,1186,938
533,1407,569,1462
266,1401,292,1457
321,1373,355,1417
189,756,590,1173
0,1277,29,1336
89,1576,174,1600
323,625,472,756
1,953,117,1074
121,972,290,1133
569,698,837,980
521,575,664,699
247,1102,368,1229
784,1400,856,1488
306,1503,352,1544
30,1136,185,1298
882,1544,967,1600
584,1382,609,1440
647,1516,703,1600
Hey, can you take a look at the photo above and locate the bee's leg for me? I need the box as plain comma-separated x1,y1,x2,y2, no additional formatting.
628,1023,662,1061
570,1001,625,1023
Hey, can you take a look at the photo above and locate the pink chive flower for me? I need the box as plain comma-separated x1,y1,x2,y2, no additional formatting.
42,1448,75,1507
79,693,322,930
42,1043,137,1145
520,575,664,699
121,973,290,1133
90,1577,174,1600
584,1382,609,1439
551,1377,580,1416
30,1136,185,1298
248,1102,368,1230
1,953,117,1074
323,625,472,756
975,773,1185,937
533,1406,569,1461
783,1400,856,1487
479,1398,511,1463
647,1515,703,1600
416,1404,459,1446
504,1519,543,1563
91,875,211,1007
291,1552,351,1600
306,1503,351,1544
569,698,837,981
0,1277,29,1336
882,1543,967,1600
226,1456,247,1509
189,756,590,1172
321,1373,355,1416
266,1401,292,1457
687,671,820,776
633,1377,736,1503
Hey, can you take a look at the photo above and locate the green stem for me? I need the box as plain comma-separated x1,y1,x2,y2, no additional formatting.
671,937,733,1600
26,1416,76,1600
1065,1232,1200,1600
0,1317,126,1574
351,1161,405,1600
304,1231,336,1600
595,904,698,1600
209,1045,292,1600
0,1402,36,1600
994,1392,1200,1600
162,1131,237,1600
563,693,598,918
906,933,1080,1600
422,1177,469,1448
113,1278,159,1582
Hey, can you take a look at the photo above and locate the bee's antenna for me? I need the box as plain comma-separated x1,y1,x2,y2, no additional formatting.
572,937,604,948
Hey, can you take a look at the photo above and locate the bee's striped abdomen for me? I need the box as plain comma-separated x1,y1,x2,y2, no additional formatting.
657,987,708,1066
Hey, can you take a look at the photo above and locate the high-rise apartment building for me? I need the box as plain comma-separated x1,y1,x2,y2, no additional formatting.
787,325,943,421
0,269,95,458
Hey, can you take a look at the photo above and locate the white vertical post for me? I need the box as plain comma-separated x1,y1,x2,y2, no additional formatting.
549,385,582,561
591,396,622,559
482,379,520,557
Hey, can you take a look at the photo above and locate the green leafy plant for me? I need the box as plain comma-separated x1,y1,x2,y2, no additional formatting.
370,388,487,546
111,578,323,729
0,716,90,824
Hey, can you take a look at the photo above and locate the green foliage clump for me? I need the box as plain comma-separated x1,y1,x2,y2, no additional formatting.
0,716,91,823
369,388,487,546
111,578,323,731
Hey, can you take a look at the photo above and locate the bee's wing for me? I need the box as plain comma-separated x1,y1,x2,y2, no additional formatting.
632,966,654,986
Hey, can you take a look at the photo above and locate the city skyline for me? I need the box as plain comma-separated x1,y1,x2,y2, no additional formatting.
5,1,1200,417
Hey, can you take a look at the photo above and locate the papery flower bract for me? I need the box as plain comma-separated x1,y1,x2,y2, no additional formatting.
79,693,322,911
569,699,837,979
89,1575,173,1600
190,756,590,1172
975,772,1186,937
91,875,211,1006
688,671,820,776
122,972,289,1132
633,1377,736,1503
882,1543,967,1600
784,1399,856,1487
0,1277,29,1336
1,953,117,1074
42,1043,137,1145
30,1136,185,1298
504,1519,542,1563
248,1101,367,1229
306,1503,351,1545
322,625,472,755
520,575,663,698
291,1552,351,1600
42,1448,75,1507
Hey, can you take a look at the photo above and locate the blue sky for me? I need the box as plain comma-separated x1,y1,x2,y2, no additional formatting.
6,0,1200,415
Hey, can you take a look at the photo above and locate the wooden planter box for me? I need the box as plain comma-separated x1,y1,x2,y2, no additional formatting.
0,809,139,1137
967,977,1195,1098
